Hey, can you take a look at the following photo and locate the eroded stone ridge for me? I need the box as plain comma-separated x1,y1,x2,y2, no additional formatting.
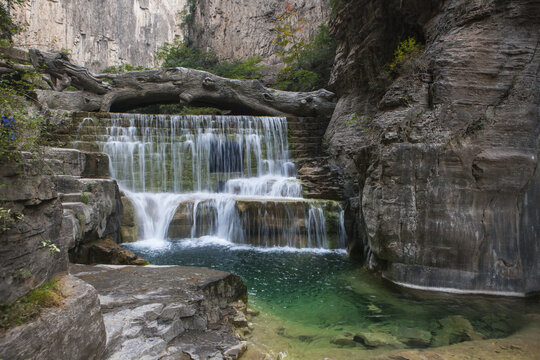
71,264,248,360
0,275,106,360
325,0,540,295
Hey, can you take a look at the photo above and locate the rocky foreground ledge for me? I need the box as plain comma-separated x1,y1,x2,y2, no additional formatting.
1,265,249,360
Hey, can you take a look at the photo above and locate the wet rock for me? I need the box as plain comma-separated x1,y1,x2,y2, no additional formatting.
391,326,432,347
325,0,540,294
223,341,247,359
331,336,357,347
353,332,404,348
0,275,106,360
71,264,247,360
432,315,485,347
120,196,138,243
71,237,147,265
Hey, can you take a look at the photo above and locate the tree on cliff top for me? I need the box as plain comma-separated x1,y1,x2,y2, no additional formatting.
0,0,27,43
273,2,336,91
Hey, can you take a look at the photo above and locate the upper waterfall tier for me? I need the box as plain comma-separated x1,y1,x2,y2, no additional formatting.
98,114,298,195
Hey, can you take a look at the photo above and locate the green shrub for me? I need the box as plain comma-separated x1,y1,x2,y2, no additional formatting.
273,16,336,91
155,39,219,70
0,206,24,232
81,192,89,204
276,68,320,92
155,39,264,80
389,37,424,73
0,277,63,332
0,71,44,162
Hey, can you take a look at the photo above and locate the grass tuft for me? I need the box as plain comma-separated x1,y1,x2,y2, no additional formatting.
0,277,63,333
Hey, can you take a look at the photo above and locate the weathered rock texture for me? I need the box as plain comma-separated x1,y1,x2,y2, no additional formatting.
30,52,335,118
0,274,106,360
14,0,187,72
14,0,329,73
0,145,137,302
0,154,66,304
71,264,248,360
189,0,330,70
326,0,540,295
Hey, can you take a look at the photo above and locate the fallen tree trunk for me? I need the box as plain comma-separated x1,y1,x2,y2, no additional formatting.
29,50,336,118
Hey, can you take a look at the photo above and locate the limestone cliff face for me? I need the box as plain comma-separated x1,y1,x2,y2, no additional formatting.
189,0,330,68
14,0,329,74
14,0,186,72
326,0,540,295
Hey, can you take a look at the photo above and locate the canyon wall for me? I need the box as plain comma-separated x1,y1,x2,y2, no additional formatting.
14,0,329,73
189,0,330,70
14,0,187,72
326,0,540,295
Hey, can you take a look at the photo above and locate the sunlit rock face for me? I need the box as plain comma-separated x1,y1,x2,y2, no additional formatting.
14,0,187,72
189,0,330,71
14,0,329,74
326,0,540,295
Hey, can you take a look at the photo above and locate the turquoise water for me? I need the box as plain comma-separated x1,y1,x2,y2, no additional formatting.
125,237,540,358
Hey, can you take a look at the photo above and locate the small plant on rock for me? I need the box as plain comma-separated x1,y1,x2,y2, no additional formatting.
41,239,60,255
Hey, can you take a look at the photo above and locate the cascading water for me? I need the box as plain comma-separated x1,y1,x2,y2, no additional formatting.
90,113,344,249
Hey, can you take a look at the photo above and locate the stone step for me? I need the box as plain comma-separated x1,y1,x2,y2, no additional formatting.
59,192,83,203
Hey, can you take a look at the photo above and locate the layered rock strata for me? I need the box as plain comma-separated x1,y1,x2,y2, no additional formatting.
14,0,187,72
0,275,106,360
326,0,540,295
71,264,248,360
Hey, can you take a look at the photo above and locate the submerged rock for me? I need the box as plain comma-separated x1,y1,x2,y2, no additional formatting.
391,326,432,348
331,336,357,347
71,264,247,360
353,332,404,348
432,315,485,347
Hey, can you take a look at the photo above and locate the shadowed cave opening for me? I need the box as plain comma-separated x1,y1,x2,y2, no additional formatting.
109,96,270,116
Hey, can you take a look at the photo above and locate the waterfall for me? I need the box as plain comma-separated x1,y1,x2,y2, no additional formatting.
87,113,343,249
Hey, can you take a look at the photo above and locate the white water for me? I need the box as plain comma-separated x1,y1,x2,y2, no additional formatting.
88,113,344,249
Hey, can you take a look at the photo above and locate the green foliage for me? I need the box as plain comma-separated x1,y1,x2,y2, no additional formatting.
0,0,27,41
369,37,425,96
0,69,45,162
178,106,230,116
273,3,336,92
155,39,264,80
390,37,423,72
329,0,344,18
41,239,60,255
0,206,24,232
178,0,196,29
155,39,219,70
127,104,230,116
101,63,149,74
276,67,320,92
0,277,63,332
81,192,89,204
345,113,371,134
212,56,264,80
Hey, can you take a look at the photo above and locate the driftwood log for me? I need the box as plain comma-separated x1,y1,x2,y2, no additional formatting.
27,49,335,118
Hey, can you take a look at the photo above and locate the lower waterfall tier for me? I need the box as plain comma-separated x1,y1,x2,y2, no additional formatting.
121,193,346,249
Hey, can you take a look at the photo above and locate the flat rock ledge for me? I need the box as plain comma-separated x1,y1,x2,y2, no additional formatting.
71,264,248,360
0,274,106,360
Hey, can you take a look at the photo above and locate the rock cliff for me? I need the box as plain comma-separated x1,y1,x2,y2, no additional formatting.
14,0,330,73
14,0,187,72
189,0,330,70
326,0,540,295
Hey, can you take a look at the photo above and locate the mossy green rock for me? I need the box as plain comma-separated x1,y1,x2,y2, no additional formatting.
353,332,403,348
391,326,432,347
432,315,485,347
